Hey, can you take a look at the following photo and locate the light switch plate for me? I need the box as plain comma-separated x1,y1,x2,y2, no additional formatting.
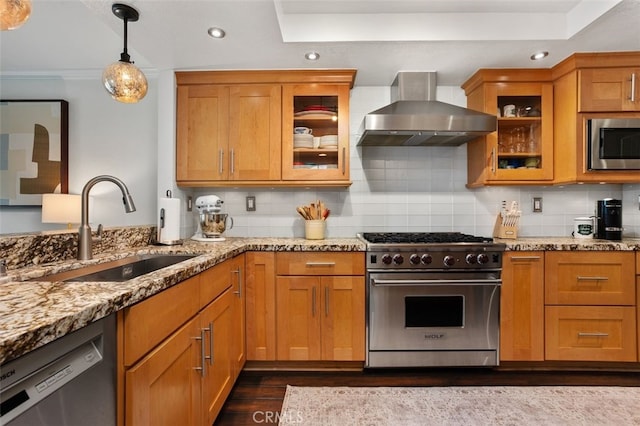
246,196,256,211
532,197,542,213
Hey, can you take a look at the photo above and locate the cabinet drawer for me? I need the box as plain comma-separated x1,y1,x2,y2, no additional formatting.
545,252,635,305
276,252,364,276
123,275,200,366
545,306,637,362
199,260,232,309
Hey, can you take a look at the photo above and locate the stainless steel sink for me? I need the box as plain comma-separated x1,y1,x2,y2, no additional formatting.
36,254,198,282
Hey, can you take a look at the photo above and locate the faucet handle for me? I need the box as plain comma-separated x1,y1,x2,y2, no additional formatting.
92,224,104,243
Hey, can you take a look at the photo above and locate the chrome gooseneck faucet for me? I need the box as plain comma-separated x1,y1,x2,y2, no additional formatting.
78,175,136,260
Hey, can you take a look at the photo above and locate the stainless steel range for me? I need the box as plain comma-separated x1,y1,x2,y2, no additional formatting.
358,232,506,368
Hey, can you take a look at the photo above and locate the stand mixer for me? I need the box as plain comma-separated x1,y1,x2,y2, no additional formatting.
191,195,233,242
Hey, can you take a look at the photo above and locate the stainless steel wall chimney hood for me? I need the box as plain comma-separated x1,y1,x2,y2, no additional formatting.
357,72,496,146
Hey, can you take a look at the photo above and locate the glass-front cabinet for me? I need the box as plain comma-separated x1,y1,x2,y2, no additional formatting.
463,70,554,186
282,84,351,183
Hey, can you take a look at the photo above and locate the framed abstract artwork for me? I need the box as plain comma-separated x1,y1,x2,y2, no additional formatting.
0,100,69,206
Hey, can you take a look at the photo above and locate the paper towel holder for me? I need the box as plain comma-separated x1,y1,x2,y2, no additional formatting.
156,190,183,246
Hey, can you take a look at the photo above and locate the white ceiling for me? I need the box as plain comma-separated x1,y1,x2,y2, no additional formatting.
1,0,639,87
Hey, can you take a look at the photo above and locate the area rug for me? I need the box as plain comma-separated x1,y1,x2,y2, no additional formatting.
279,385,640,425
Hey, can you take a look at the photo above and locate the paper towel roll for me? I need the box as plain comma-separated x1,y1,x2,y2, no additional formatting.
157,197,181,244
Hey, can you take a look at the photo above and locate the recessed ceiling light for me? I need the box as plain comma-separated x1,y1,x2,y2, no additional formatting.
207,27,226,38
530,51,549,61
305,52,320,61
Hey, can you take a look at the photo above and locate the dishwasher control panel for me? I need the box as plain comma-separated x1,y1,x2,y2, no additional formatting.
0,333,104,424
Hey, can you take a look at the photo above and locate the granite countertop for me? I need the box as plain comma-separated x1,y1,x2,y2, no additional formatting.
0,237,365,364
2,235,639,364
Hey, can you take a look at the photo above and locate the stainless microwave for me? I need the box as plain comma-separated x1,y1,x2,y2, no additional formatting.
587,118,640,170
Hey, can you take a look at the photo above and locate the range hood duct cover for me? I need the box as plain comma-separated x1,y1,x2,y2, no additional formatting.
357,72,496,146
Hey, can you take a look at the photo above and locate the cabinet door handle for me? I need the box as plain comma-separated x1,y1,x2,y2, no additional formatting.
490,147,496,174
325,286,329,317
204,322,213,365
233,268,242,298
218,149,224,175
230,148,235,175
631,73,636,102
305,262,336,267
576,276,608,281
312,286,317,317
193,329,206,377
578,332,609,338
510,256,541,260
342,147,346,175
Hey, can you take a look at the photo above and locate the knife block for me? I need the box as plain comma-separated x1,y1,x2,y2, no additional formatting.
492,213,518,239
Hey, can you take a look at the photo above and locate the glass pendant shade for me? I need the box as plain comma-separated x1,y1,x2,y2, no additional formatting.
102,60,148,103
0,0,31,30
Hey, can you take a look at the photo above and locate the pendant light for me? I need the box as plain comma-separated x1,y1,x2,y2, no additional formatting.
102,3,147,103
0,0,32,30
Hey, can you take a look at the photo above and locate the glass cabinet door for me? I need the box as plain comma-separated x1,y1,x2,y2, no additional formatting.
488,83,553,182
282,84,350,183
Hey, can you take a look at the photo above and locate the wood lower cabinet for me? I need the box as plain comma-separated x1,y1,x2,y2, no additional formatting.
500,252,545,361
119,255,245,425
544,251,637,362
245,252,277,361
271,252,365,361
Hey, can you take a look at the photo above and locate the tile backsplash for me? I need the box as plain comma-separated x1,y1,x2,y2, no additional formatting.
184,86,638,240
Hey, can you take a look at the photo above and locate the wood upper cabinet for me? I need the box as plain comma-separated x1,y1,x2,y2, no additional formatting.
175,70,356,187
500,252,545,362
579,67,640,112
274,252,365,361
176,80,281,184
463,69,554,187
282,83,351,183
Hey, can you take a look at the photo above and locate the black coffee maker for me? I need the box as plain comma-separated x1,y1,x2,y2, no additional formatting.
595,198,623,240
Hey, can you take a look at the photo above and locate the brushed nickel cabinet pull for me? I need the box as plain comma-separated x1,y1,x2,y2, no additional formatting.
576,276,609,281
578,332,609,338
510,256,541,260
208,322,214,365
193,329,206,377
490,148,496,174
218,150,224,175
631,73,636,102
325,286,329,317
342,147,346,175
305,262,336,267
230,149,235,175
233,268,242,298
312,286,317,316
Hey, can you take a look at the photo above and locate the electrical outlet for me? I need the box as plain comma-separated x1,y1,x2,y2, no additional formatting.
187,196,193,212
246,196,256,211
532,197,542,213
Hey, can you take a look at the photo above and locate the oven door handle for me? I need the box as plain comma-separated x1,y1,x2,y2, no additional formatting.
371,279,502,286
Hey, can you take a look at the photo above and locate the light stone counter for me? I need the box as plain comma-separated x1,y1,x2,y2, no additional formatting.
0,237,365,364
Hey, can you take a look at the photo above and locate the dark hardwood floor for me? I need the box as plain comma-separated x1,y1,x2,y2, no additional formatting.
214,368,640,425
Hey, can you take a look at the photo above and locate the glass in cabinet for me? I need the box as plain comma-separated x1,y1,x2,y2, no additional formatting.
282,84,350,183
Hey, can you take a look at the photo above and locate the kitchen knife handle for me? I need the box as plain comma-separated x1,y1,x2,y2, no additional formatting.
218,150,224,175
631,73,636,102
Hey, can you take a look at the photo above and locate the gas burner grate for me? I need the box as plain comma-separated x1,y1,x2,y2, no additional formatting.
362,232,493,244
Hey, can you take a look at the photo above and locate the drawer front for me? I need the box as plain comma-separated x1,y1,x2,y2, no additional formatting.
276,252,365,276
199,260,231,309
545,306,637,362
545,252,635,305
124,275,200,366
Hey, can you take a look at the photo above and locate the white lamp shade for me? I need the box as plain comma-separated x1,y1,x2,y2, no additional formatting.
42,194,81,224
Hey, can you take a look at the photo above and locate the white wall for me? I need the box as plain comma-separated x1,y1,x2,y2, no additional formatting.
2,75,638,239
0,75,158,234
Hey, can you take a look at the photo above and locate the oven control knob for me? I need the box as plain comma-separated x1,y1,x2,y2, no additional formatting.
393,254,404,265
409,254,421,265
477,253,489,264
421,254,433,265
465,254,477,264
381,254,393,265
443,255,456,267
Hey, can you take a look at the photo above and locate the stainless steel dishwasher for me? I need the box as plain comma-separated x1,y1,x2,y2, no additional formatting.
0,313,116,425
